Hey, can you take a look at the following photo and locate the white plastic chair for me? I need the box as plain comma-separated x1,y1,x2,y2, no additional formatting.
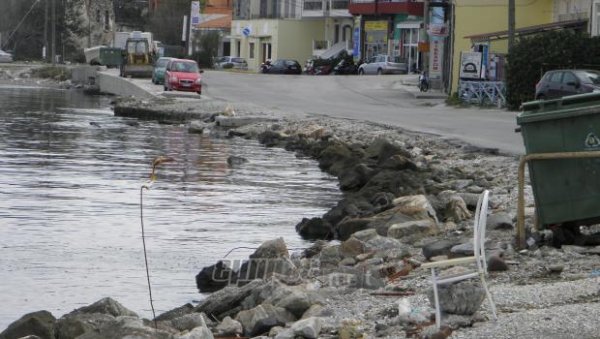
421,190,497,329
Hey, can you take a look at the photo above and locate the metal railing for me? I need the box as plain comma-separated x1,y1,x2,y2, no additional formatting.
458,80,506,107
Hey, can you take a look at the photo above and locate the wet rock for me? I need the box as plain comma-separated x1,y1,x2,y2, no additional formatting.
291,317,322,338
0,310,56,339
317,142,355,175
487,212,514,230
196,261,235,292
364,138,409,163
301,239,327,258
296,217,334,240
337,218,372,241
487,253,509,271
258,130,287,147
235,304,296,337
188,120,210,134
215,316,243,336
236,238,295,285
422,239,461,260
380,154,417,171
427,280,486,315
387,220,438,241
194,279,264,319
227,155,248,168
339,163,374,191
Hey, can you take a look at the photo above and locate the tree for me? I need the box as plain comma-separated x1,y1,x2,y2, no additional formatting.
147,0,190,46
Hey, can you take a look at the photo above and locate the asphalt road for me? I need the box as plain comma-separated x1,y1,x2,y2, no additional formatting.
128,69,524,155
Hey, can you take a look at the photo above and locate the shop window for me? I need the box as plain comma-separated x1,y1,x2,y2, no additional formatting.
249,43,255,59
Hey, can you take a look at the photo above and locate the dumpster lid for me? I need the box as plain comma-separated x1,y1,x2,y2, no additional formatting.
518,92,600,125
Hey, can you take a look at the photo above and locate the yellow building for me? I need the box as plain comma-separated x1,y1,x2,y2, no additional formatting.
451,0,554,93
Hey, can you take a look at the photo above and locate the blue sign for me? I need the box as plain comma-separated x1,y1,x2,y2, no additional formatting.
242,26,251,37
353,27,361,60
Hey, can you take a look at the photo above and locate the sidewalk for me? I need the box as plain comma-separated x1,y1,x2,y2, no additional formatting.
397,74,449,100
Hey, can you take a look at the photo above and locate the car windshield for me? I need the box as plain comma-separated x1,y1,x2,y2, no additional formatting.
156,59,170,67
576,71,600,85
173,61,198,73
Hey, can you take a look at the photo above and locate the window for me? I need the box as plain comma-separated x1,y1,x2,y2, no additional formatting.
249,43,255,59
562,72,577,85
96,10,101,23
104,10,110,30
594,1,600,36
549,72,563,83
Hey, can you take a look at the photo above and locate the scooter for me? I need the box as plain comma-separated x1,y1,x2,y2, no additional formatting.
260,59,272,73
418,71,429,92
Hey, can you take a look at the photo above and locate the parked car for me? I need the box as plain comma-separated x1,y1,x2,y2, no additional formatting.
152,57,175,84
535,69,600,100
263,59,302,74
333,59,358,75
0,49,13,63
215,56,248,69
357,55,408,75
164,58,203,95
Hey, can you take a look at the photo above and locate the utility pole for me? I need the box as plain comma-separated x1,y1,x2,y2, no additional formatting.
44,0,48,61
51,0,56,65
423,0,430,74
508,0,515,54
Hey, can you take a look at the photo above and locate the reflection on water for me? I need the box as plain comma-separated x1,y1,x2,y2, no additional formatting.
0,86,340,329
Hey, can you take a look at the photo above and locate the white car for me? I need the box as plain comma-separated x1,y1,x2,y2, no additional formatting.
0,49,13,63
358,54,407,75
215,56,247,70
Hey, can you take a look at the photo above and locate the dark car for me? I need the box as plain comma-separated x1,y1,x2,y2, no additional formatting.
264,59,302,74
333,59,358,75
535,69,600,100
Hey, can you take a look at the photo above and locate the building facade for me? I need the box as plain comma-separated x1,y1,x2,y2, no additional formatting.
231,0,353,70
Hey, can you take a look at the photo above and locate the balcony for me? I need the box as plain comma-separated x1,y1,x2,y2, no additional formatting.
303,0,351,18
348,0,423,16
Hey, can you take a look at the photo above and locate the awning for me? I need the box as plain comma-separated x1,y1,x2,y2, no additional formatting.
465,19,588,42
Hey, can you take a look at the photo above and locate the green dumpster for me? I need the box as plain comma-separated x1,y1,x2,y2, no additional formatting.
517,92,600,227
99,47,123,67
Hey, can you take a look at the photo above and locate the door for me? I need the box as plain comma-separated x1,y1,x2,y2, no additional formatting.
560,71,580,96
546,71,564,99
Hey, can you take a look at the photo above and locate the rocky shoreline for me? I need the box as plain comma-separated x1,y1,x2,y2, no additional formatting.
2,88,600,338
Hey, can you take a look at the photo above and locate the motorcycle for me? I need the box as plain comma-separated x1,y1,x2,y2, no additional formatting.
419,71,429,92
260,59,272,73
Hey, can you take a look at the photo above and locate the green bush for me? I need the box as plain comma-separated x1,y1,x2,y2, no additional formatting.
506,31,600,110
30,66,72,81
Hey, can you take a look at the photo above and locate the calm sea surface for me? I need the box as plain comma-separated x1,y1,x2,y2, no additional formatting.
0,85,340,329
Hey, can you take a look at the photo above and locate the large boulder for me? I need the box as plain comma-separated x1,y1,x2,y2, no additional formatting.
427,280,486,315
290,317,322,339
194,279,264,319
235,304,296,337
196,261,235,292
387,220,439,242
364,138,409,164
338,163,375,191
0,310,56,339
215,316,243,336
339,237,366,259
336,218,372,241
237,238,295,285
422,239,461,260
317,142,356,175
72,297,138,318
295,217,334,240
76,316,174,339
169,313,214,332
391,195,439,224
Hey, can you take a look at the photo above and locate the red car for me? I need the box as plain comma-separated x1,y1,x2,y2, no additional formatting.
164,59,203,95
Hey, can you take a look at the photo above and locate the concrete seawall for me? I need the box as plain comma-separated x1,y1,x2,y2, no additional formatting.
71,66,155,99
